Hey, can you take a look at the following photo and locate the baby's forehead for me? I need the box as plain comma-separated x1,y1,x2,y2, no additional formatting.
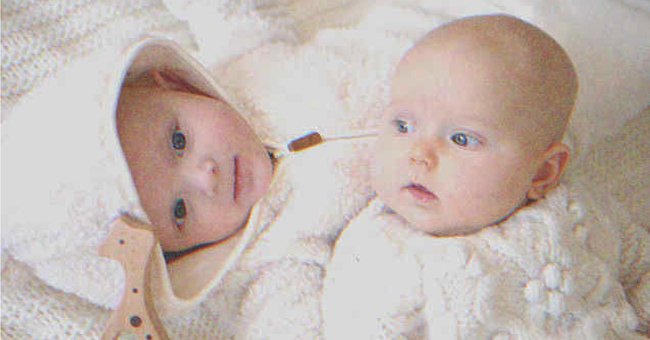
393,16,576,141
392,46,530,112
405,35,536,82
404,15,573,78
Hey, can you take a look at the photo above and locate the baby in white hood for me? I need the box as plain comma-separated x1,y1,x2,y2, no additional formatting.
2,34,375,338
323,14,650,339
117,67,273,255
2,36,280,333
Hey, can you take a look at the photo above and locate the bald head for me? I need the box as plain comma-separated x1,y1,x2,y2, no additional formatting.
395,14,578,152
373,15,578,235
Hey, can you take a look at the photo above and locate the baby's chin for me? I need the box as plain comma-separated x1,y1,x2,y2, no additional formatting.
390,205,497,237
417,221,486,237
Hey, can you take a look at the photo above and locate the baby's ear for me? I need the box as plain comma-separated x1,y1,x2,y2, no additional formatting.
527,142,570,200
150,69,205,96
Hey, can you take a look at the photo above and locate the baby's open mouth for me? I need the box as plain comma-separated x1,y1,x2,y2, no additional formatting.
403,183,438,203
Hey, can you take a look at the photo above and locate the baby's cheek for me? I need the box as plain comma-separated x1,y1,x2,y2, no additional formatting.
371,138,393,169
369,154,388,193
449,166,502,202
370,148,397,198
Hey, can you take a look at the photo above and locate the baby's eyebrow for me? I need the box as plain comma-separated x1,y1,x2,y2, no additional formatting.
387,105,415,118
451,113,498,128
387,100,411,109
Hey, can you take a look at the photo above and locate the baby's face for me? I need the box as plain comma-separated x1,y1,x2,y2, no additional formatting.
372,41,545,236
117,85,273,251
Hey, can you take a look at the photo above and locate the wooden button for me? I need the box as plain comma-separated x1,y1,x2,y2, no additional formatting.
288,132,323,152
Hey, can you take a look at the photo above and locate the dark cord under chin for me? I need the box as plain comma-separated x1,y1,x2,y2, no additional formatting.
163,241,218,263
162,209,253,263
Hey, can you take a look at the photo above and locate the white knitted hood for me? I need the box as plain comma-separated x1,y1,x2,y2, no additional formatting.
1,36,247,310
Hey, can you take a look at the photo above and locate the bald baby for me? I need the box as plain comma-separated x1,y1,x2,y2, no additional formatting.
409,14,578,151
372,14,578,235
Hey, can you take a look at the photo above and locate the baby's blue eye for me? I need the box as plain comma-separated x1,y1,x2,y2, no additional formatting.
173,198,186,230
393,119,413,134
172,130,186,151
450,132,480,147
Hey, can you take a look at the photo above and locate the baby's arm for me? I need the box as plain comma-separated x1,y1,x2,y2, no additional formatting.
620,222,650,334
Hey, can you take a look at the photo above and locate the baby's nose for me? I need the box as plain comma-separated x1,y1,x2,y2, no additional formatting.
409,142,438,169
187,158,219,196
199,158,218,176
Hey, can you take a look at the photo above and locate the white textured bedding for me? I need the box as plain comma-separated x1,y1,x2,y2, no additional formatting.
1,0,648,337
2,0,648,296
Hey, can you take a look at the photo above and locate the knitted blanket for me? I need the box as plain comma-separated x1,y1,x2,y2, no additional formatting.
0,0,195,119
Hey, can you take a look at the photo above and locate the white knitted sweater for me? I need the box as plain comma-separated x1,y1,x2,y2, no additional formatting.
323,186,650,339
